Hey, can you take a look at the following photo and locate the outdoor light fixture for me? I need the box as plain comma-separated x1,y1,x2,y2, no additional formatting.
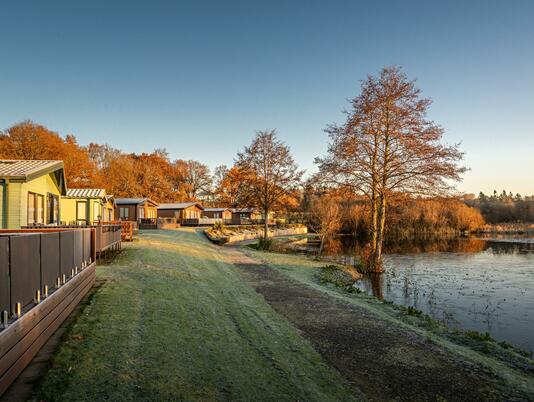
44,285,48,298
1,310,8,328
62,274,66,285
15,302,21,318
56,277,61,287
35,290,41,304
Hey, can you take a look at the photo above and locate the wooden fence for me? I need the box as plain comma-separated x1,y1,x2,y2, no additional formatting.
22,224,122,255
0,228,97,396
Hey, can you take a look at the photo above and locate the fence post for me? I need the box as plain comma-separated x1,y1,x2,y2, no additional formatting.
91,228,96,264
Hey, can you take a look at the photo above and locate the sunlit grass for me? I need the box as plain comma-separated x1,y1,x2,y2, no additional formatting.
31,229,359,402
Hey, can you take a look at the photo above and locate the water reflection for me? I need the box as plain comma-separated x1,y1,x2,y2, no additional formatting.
313,235,534,352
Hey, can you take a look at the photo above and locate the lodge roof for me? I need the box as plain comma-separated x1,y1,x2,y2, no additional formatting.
0,159,63,180
65,188,106,198
115,198,158,206
203,207,231,212
230,207,259,213
0,159,67,195
157,202,204,210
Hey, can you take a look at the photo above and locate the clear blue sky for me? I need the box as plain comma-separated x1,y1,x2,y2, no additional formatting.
1,1,533,195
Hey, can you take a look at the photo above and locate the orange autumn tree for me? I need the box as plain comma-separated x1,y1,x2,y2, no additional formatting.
0,120,98,187
212,165,255,207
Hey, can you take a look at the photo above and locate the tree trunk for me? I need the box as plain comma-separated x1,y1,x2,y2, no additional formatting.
319,233,326,256
263,208,269,247
370,191,378,266
373,193,387,272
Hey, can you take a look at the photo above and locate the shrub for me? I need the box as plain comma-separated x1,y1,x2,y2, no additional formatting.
257,236,273,250
465,330,493,342
315,265,360,293
213,221,225,231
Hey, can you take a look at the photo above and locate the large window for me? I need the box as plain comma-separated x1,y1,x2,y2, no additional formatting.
27,192,44,225
76,201,87,224
93,202,102,222
185,209,199,219
120,207,129,219
47,193,59,224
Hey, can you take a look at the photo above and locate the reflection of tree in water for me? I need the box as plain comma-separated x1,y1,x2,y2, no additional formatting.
484,241,534,255
322,237,342,256
382,237,487,254
368,273,384,299
313,234,534,259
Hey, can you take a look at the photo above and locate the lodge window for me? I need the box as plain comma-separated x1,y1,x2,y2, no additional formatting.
76,201,87,224
27,192,45,225
47,193,59,224
120,207,129,219
214,213,220,219
186,210,199,219
93,202,102,222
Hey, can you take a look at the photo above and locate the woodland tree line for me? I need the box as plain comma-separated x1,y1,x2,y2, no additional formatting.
465,191,534,223
1,120,510,230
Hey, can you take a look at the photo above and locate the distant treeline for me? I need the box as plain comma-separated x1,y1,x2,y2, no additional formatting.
465,191,534,223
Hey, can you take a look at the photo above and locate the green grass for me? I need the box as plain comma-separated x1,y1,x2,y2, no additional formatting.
241,247,534,398
32,229,359,402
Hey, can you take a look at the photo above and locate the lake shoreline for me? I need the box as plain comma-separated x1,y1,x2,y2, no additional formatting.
240,245,534,400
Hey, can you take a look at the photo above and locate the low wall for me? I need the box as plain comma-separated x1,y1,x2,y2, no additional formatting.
206,226,308,245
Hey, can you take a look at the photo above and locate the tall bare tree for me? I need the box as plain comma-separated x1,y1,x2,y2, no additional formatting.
316,67,465,271
236,130,303,244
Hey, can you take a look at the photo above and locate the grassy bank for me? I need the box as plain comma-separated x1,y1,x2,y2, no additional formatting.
241,247,534,399
31,230,359,401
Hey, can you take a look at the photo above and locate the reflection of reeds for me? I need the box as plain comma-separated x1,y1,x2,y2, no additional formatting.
478,223,534,234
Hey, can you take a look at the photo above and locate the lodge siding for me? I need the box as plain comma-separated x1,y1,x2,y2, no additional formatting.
2,176,62,229
157,205,203,221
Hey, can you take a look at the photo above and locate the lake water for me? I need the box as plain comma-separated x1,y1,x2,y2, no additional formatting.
320,236,534,352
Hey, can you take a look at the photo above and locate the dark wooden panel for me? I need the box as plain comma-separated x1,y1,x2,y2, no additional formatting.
60,231,74,277
83,229,91,264
95,226,102,252
9,235,40,310
40,233,60,292
0,238,9,314
73,230,83,270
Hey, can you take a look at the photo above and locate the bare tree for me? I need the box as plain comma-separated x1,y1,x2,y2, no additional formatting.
316,67,465,271
236,130,303,244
